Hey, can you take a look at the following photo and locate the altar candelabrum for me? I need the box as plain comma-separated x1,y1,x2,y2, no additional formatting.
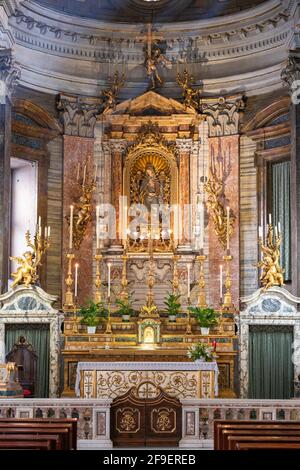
222,250,234,309
186,296,192,335
94,249,103,304
105,296,112,334
197,249,207,308
120,253,129,300
64,253,75,309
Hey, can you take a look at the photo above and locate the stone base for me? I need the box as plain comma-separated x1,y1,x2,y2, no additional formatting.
179,438,213,449
77,439,113,450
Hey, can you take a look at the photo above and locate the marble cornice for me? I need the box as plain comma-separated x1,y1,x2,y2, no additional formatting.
10,0,295,60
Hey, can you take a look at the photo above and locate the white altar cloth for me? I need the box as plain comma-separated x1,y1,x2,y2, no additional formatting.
75,361,219,397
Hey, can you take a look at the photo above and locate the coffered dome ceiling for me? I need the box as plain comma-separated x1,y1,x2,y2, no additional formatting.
34,0,268,23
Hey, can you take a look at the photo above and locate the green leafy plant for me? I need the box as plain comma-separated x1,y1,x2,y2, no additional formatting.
187,342,214,362
79,300,108,327
188,306,219,328
164,293,181,317
115,293,136,318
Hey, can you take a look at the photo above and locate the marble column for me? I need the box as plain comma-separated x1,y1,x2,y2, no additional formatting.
0,49,20,293
281,54,300,297
176,139,193,251
108,139,127,251
58,94,102,306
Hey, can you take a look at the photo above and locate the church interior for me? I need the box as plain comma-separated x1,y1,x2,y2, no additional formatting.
0,0,299,451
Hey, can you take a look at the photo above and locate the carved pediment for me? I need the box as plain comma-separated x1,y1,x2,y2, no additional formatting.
240,287,300,317
105,91,197,117
0,285,58,314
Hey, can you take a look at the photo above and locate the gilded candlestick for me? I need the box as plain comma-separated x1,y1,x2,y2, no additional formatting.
186,297,192,335
197,252,207,307
120,253,128,300
94,250,103,304
105,296,112,334
222,252,233,309
172,254,180,294
64,253,75,309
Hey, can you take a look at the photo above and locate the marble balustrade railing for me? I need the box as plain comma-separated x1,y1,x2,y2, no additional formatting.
0,398,299,449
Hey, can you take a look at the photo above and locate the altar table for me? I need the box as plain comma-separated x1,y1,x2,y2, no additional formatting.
75,361,219,399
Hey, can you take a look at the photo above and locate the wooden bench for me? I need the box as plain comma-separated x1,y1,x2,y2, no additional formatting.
228,435,300,450
0,418,77,451
214,420,300,451
0,440,53,450
0,433,61,450
236,442,300,450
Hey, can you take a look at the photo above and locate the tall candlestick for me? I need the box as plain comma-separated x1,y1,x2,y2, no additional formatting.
96,205,100,250
83,165,87,187
74,263,79,298
69,205,74,250
107,263,111,298
187,264,191,300
200,202,204,250
220,264,223,300
226,206,230,251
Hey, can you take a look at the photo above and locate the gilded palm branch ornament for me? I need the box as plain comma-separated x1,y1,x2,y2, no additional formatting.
256,224,285,291
204,139,236,250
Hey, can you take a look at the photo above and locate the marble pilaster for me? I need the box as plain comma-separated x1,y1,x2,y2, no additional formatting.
176,139,193,251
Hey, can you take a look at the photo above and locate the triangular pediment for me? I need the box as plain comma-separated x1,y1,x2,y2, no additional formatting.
104,91,196,117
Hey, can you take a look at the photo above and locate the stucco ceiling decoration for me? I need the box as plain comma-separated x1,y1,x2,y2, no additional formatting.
34,0,268,23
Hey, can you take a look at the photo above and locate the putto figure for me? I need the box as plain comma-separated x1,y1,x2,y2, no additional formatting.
257,224,285,290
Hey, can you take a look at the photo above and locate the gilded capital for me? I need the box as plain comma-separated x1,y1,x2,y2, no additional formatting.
108,139,127,154
57,93,102,138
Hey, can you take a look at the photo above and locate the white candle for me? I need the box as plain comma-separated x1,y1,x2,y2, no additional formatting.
44,226,47,239
76,163,80,181
107,263,112,298
269,213,272,225
200,203,204,250
69,205,74,250
187,264,191,300
258,226,262,239
275,225,278,238
48,226,51,238
278,222,281,234
38,216,42,237
226,206,230,251
74,263,79,298
96,205,100,250
220,265,223,300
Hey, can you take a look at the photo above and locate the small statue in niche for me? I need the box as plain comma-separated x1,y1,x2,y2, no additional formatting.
140,163,161,210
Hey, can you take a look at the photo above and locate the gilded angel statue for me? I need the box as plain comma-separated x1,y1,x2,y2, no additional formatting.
10,251,38,287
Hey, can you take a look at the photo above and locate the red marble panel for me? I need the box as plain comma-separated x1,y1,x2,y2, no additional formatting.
208,136,240,309
63,135,95,306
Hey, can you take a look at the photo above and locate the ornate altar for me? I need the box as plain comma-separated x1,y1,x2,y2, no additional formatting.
75,361,219,400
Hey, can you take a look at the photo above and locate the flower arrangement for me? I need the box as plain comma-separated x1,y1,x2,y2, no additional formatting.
187,342,214,362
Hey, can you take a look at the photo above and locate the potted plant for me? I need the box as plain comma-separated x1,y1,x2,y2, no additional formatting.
164,293,181,322
115,294,136,322
187,342,214,362
79,300,108,334
188,306,219,335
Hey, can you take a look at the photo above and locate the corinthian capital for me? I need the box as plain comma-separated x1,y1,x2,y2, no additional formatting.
176,138,193,153
281,56,300,94
201,96,246,137
0,49,20,102
109,139,127,154
57,93,102,138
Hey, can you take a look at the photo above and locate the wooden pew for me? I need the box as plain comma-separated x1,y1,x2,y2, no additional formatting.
223,430,300,450
228,435,300,450
0,433,61,450
0,440,52,450
0,418,77,450
236,442,300,450
214,420,300,450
